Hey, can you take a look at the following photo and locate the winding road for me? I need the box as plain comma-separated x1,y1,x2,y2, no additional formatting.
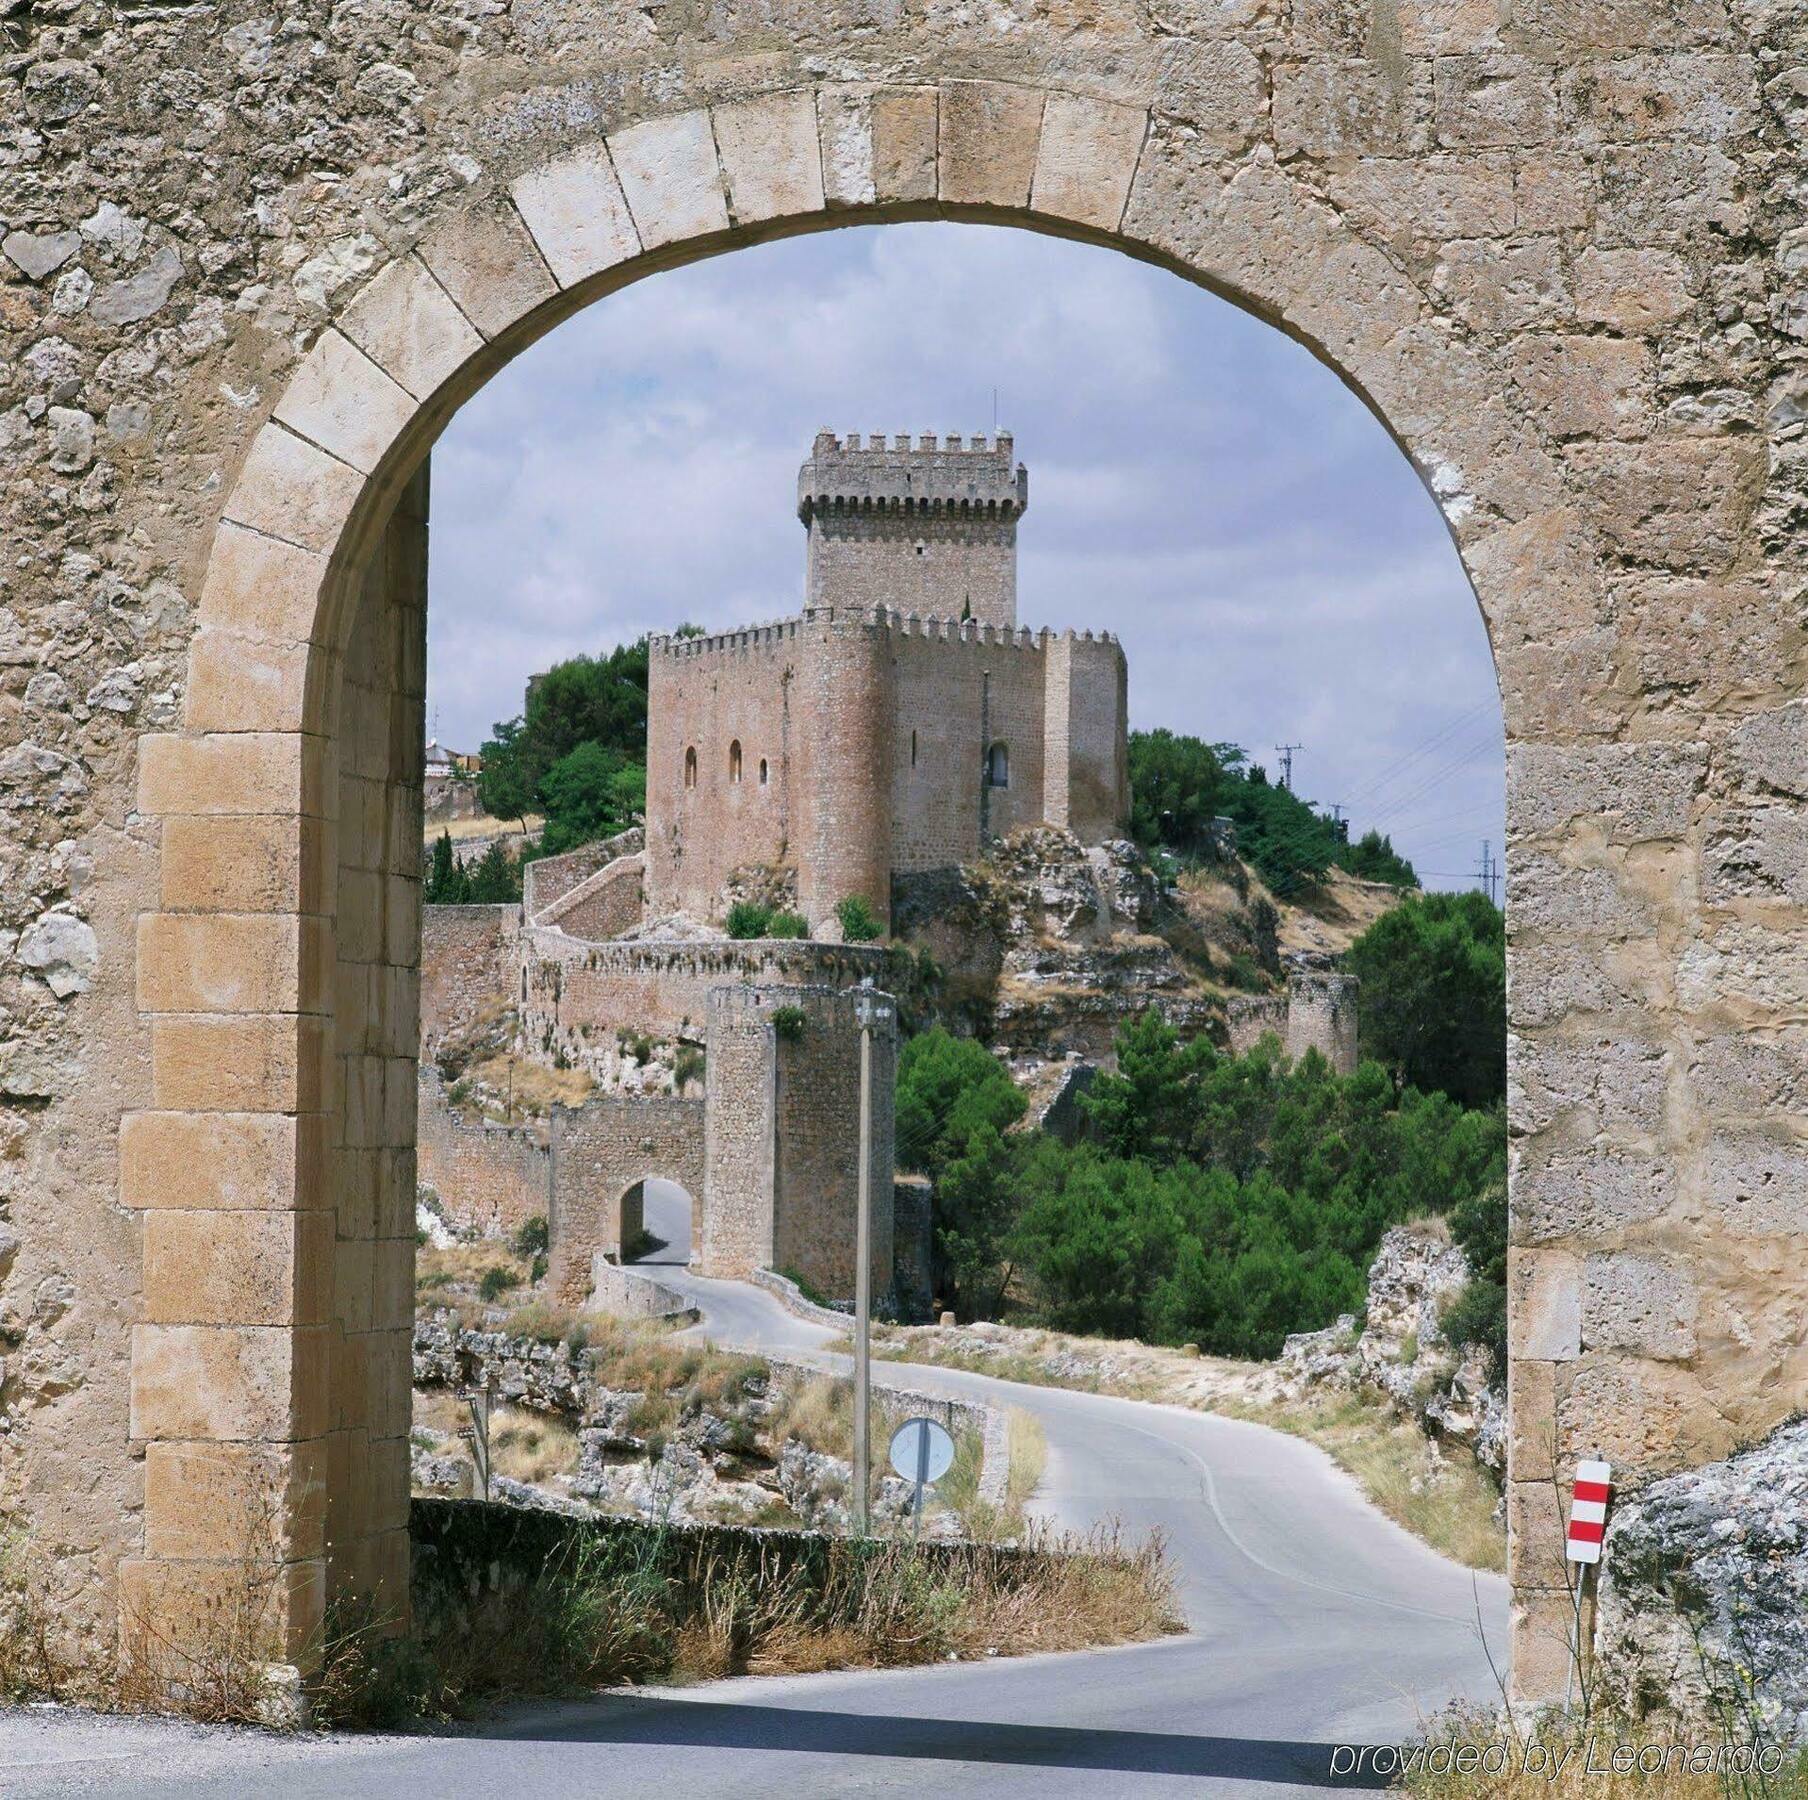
0,1269,1508,1798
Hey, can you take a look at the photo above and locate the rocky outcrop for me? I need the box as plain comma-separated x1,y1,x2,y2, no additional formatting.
894,826,1219,1059
1596,1419,1808,1742
1277,1224,1505,1476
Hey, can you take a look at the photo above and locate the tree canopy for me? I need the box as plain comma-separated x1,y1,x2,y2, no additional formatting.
1346,889,1507,1109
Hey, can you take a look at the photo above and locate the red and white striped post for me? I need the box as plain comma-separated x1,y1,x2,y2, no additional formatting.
1564,1459,1613,1707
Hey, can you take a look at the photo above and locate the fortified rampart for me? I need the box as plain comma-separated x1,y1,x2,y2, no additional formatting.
645,606,1128,929
417,1068,549,1239
420,904,517,1049
1226,967,1361,1076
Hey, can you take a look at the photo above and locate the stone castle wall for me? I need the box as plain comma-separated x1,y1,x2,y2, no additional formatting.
1226,969,1361,1077
421,905,518,1049
417,1068,550,1240
646,608,1128,925
522,828,643,920
548,1094,707,1306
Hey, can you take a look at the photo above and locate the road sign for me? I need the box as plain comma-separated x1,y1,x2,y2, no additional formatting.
1566,1459,1612,1565
889,1416,955,1485
889,1416,955,1537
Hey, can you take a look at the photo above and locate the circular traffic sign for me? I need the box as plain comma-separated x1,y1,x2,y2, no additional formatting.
888,1416,956,1486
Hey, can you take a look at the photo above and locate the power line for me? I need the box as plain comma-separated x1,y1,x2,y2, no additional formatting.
1274,743,1301,791
1338,699,1496,810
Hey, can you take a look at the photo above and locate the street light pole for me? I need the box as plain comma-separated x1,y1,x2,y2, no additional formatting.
853,991,874,1537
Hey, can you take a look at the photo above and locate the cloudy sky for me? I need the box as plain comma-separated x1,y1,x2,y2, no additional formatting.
426,222,1504,892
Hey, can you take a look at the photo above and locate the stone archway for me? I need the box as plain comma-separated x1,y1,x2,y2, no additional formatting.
73,60,1799,1703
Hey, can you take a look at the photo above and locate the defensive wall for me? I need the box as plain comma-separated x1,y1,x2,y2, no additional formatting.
645,606,1128,929
1226,968,1362,1076
420,904,517,1050
417,1067,549,1240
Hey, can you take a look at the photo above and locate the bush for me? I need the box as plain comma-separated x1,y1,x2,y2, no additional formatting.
725,900,772,939
673,1046,705,1089
770,1005,807,1042
478,1265,523,1303
511,1215,550,1259
835,895,881,942
767,908,809,939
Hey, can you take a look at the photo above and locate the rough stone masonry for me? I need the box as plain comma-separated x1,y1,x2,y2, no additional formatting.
0,0,1803,1706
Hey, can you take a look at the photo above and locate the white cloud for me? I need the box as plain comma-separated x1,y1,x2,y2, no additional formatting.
427,222,1503,890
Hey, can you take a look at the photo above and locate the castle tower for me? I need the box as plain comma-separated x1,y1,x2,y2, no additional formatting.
798,430,1029,629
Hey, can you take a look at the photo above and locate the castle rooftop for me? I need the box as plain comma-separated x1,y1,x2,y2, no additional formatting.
798,430,1028,522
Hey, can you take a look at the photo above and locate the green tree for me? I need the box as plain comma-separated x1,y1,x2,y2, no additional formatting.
466,839,522,904
424,831,469,904
536,740,643,856
476,718,535,826
1338,828,1417,889
1346,890,1506,1108
1127,728,1228,856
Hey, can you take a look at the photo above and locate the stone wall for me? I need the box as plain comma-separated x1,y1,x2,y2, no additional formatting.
421,905,517,1049
522,828,643,922
547,1094,706,1307
646,608,1128,925
518,928,888,1059
9,0,1803,1703
416,1069,549,1240
1226,968,1361,1076
536,855,644,943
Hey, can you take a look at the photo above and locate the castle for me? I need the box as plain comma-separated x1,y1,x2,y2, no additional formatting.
644,431,1131,929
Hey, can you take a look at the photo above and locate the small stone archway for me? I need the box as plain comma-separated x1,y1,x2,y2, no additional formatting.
619,1177,697,1267
113,74,1799,1703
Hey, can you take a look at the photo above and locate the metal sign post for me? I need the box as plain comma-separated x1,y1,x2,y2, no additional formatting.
1563,1457,1612,1710
467,1384,493,1502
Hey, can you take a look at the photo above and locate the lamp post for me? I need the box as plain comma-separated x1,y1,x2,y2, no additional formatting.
852,980,891,1537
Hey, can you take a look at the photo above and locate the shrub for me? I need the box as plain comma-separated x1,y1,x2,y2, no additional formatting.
725,900,772,939
512,1215,550,1259
835,895,881,942
767,908,809,939
478,1265,523,1303
770,1005,807,1042
673,1046,705,1089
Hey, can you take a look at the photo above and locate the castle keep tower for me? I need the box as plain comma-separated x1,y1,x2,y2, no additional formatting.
798,431,1029,629
646,432,1126,933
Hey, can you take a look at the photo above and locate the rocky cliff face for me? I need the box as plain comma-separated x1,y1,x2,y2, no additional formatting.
1596,1419,1808,1741
893,826,1232,1063
1277,1224,1505,1477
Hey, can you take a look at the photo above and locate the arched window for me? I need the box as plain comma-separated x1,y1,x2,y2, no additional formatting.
684,745,697,789
758,757,769,786
986,741,1009,788
729,739,742,783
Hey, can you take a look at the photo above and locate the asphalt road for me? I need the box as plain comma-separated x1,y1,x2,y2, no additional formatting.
0,1275,1508,1798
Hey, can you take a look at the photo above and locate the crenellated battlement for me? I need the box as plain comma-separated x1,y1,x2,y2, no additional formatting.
650,607,1119,662
798,429,1028,524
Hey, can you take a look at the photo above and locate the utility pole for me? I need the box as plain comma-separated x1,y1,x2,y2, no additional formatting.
1477,839,1500,906
1275,743,1302,791
851,979,892,1538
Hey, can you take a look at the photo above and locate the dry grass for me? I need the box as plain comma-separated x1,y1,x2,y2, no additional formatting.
490,1406,580,1485
320,1519,1181,1727
467,1052,594,1118
428,814,543,843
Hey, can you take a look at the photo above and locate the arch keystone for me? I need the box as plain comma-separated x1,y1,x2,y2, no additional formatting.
939,80,1047,210
1029,93,1148,232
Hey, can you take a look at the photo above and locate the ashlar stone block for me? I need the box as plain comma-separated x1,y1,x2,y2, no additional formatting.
136,911,327,1016
608,110,731,249
144,1439,328,1561
939,81,1045,210
714,91,825,226
1030,94,1147,233
121,1110,324,1212
418,198,557,343
272,329,415,477
129,1322,330,1442
337,255,485,402
1581,1251,1698,1360
184,629,313,735
197,521,328,648
511,145,642,290
1509,1248,1583,1360
221,425,363,559
143,1209,334,1328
